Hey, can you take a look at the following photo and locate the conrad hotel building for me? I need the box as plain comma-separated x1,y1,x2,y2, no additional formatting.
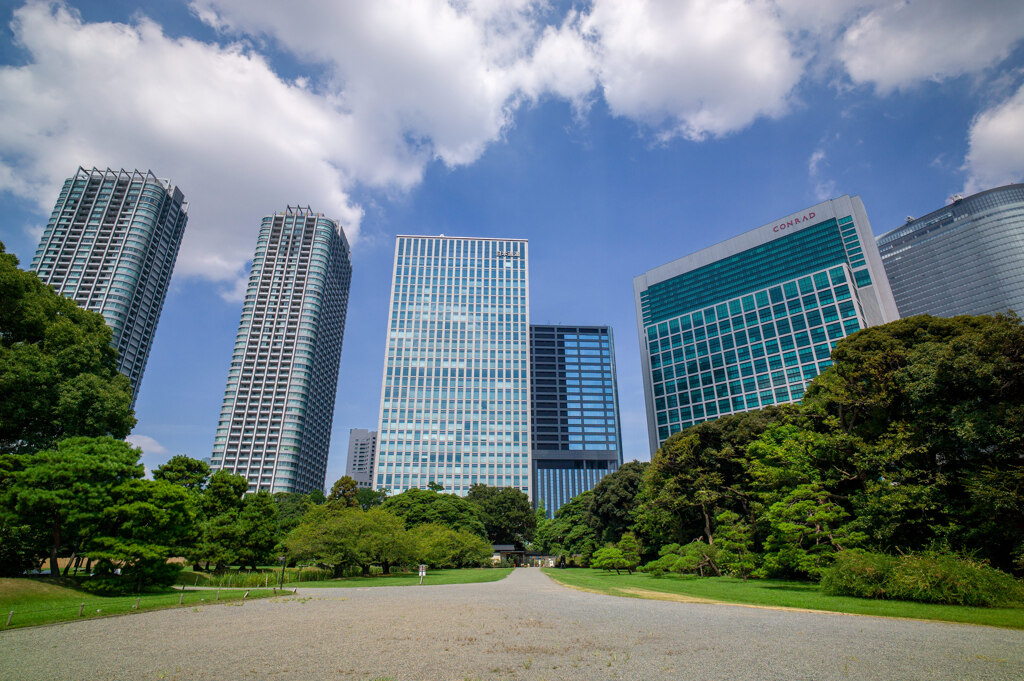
634,196,899,454
373,236,531,497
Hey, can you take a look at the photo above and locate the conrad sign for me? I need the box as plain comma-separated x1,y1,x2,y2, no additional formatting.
772,212,816,233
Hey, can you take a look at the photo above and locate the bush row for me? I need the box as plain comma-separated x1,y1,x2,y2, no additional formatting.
821,551,1024,607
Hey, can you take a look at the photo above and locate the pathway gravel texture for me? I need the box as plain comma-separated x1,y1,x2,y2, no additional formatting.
2,568,1022,681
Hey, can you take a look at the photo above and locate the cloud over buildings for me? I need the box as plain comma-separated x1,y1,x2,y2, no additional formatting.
0,0,1022,295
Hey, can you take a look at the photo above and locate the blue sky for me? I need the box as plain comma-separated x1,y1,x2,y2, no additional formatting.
2,0,1023,485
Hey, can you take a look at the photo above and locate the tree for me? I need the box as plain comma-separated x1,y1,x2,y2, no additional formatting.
466,484,536,546
803,314,1024,572
381,488,486,537
354,508,413,574
591,547,628,574
283,505,360,574
534,491,600,563
714,510,758,580
236,491,279,570
642,540,723,577
3,436,143,576
153,455,210,492
586,461,649,544
356,487,387,511
327,475,359,508
635,407,785,552
0,243,135,455
616,532,642,574
202,470,247,517
274,492,316,537
188,469,247,569
87,479,195,592
283,506,415,575
411,523,492,568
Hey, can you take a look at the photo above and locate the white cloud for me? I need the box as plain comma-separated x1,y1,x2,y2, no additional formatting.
964,83,1024,193
126,433,168,456
808,148,836,200
0,1,371,294
580,0,805,140
837,0,1024,92
2,0,1024,283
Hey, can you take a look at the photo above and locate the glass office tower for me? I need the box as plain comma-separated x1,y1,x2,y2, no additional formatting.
634,195,899,454
530,325,622,518
374,236,531,497
877,184,1024,318
31,167,188,404
211,206,352,494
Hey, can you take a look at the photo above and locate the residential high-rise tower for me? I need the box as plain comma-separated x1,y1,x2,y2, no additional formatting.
31,167,188,403
345,428,377,489
373,236,531,497
634,195,899,454
877,184,1024,318
530,325,622,518
211,206,352,493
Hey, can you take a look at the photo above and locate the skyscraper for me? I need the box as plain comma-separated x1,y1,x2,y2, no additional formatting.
211,206,352,494
345,428,377,489
877,184,1024,318
373,236,531,497
31,167,188,403
634,195,899,454
530,324,622,518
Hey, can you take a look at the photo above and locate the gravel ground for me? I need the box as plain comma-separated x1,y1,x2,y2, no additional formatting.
2,568,1022,681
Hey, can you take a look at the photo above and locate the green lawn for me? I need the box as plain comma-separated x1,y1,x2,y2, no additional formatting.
285,567,513,588
0,577,278,630
541,568,1024,629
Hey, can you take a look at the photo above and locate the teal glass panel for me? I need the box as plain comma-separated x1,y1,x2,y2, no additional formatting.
641,218,844,324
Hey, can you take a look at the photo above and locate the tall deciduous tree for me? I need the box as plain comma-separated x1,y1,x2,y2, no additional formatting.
533,491,600,562
586,461,649,544
0,243,135,455
465,484,536,546
3,436,143,576
381,488,486,537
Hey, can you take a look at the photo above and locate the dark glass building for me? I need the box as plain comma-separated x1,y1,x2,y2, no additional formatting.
530,325,622,517
877,184,1024,318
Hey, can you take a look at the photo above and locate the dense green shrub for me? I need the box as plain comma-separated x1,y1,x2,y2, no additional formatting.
822,551,1024,607
821,551,898,598
885,553,1024,607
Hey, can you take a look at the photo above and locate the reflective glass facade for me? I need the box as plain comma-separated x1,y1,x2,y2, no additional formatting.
531,325,622,518
374,236,531,497
31,167,188,404
877,184,1024,318
211,207,352,494
634,196,899,454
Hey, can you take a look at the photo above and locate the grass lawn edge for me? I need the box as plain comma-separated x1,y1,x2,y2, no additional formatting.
0,581,280,632
540,568,1024,630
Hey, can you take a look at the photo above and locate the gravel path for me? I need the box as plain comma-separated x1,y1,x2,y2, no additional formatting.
2,568,1022,681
